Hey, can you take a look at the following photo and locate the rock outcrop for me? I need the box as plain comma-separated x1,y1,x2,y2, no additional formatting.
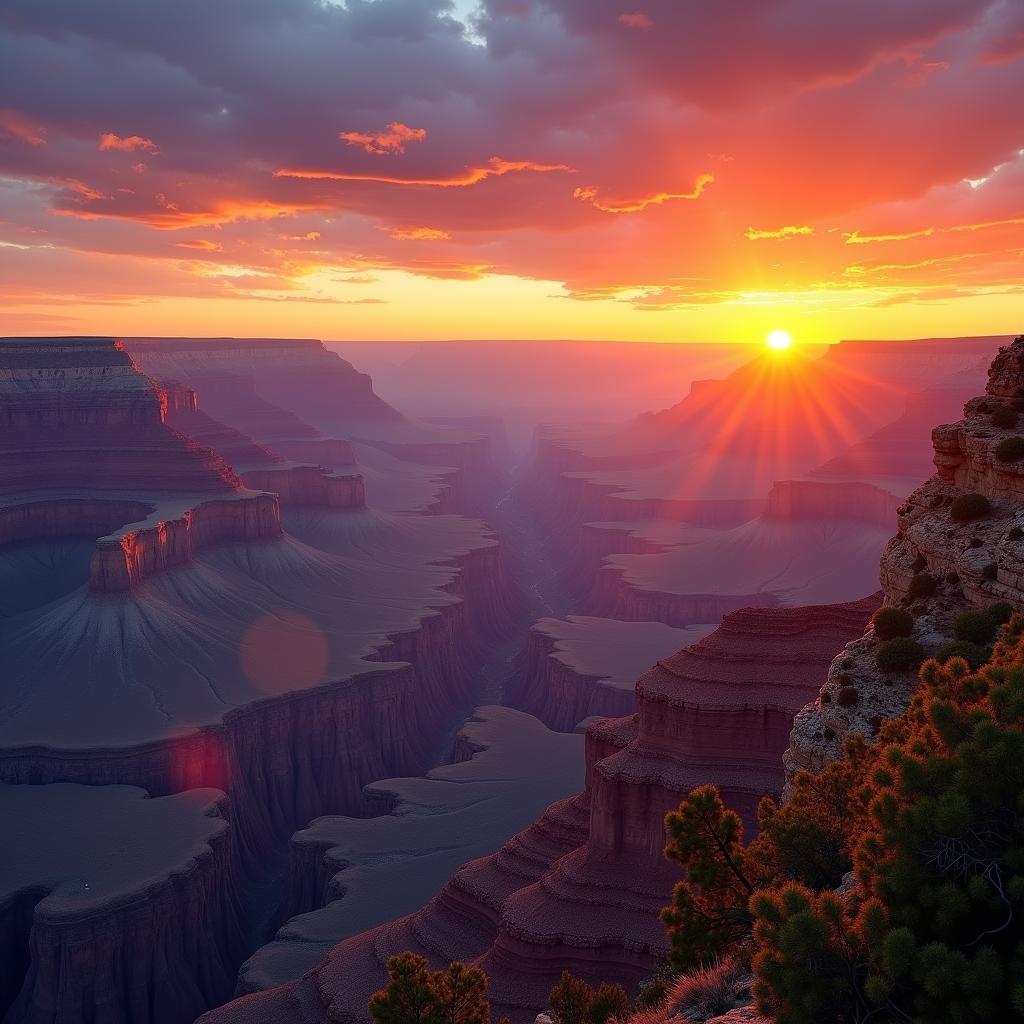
1,784,245,1024
204,596,875,1024
0,337,286,593
786,335,1024,783
508,617,713,731
236,707,585,994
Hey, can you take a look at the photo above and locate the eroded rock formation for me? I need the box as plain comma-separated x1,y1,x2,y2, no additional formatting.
1,784,245,1024
204,596,875,1024
787,335,1024,782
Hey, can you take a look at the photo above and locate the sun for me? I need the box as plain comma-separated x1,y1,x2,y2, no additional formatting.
766,329,794,352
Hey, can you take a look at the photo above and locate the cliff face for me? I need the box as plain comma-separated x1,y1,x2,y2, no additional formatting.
0,337,286,594
204,598,875,1024
125,337,404,426
786,335,1024,783
1,785,246,1024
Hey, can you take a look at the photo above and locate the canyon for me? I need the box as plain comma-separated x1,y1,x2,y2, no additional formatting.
0,334,1010,1024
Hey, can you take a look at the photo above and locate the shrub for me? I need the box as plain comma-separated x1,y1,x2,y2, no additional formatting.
995,436,1024,462
370,953,490,1024
1007,526,1024,541
953,609,998,644
983,562,998,580
911,553,927,572
991,405,1019,429
659,958,749,1023
821,690,832,704
946,572,960,585
950,493,992,522
549,972,628,1024
935,639,989,670
750,625,1024,1022
875,637,925,673
837,686,859,707
989,600,1014,624
969,537,984,548
907,572,937,599
871,607,914,640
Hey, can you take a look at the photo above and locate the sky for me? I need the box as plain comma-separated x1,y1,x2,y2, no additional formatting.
1,0,1022,343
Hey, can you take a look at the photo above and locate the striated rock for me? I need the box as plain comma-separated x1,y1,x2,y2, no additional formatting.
207,597,874,1024
786,335,1024,785
509,617,714,730
125,337,403,426
237,707,584,993
1,784,245,1024
0,337,285,592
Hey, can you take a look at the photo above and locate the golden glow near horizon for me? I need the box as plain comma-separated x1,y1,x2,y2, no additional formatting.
766,329,794,351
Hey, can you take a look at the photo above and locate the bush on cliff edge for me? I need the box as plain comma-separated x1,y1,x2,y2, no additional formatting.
660,616,1024,1024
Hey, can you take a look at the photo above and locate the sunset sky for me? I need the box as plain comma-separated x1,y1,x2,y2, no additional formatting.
1,0,1022,343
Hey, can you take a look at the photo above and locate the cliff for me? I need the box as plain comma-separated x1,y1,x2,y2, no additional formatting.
125,337,404,426
236,707,584,994
508,617,713,731
1,784,246,1024
786,334,1024,783
203,597,875,1024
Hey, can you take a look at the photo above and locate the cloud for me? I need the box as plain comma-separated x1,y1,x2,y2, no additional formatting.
98,132,159,154
618,12,653,31
745,224,814,240
276,157,574,188
339,121,427,155
573,173,713,213
387,225,451,240
175,238,224,251
0,109,46,146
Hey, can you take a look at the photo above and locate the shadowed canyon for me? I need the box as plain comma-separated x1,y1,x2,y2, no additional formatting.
0,332,1013,1024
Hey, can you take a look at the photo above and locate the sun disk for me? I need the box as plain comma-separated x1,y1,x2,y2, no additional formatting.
766,329,794,351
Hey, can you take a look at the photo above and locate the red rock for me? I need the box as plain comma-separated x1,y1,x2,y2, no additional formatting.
205,597,876,1024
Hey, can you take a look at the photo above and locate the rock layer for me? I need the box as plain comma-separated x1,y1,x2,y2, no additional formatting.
786,335,1024,784
1,784,246,1024
204,596,875,1024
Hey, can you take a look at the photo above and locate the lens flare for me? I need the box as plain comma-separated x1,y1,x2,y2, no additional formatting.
766,329,794,351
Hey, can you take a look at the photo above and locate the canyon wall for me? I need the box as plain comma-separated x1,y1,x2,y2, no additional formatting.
787,335,1024,783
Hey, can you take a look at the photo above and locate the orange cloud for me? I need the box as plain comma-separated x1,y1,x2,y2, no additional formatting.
618,12,653,31
745,224,814,240
99,132,159,154
0,109,46,146
339,121,426,155
275,157,573,188
387,226,451,240
573,173,714,213
52,195,321,229
175,239,224,251
846,216,1024,244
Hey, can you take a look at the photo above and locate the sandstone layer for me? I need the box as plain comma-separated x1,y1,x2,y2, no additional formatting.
1,784,245,1024
203,596,875,1024
237,707,585,993
508,617,714,730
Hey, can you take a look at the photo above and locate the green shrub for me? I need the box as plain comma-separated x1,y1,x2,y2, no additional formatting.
935,639,989,669
907,572,937,599
837,686,859,707
991,405,1018,429
950,493,992,522
875,637,925,673
989,601,1014,624
871,607,914,640
994,436,1024,462
983,562,998,581
954,610,998,644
